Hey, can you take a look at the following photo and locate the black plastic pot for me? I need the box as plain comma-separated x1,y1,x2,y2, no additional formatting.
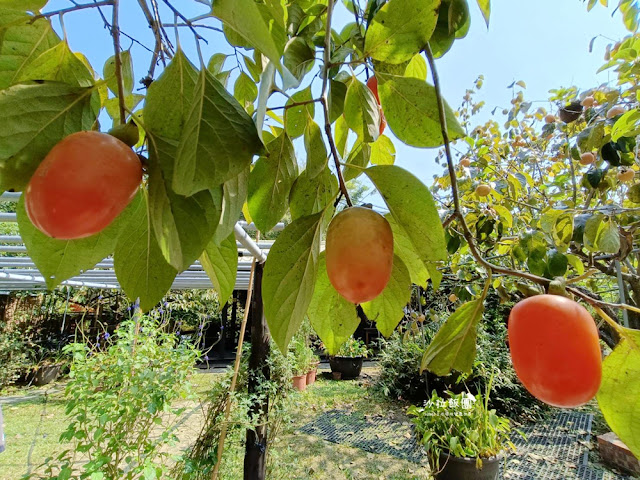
329,356,364,379
433,452,502,480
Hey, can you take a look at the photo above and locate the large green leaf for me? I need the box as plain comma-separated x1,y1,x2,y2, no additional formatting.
283,36,315,82
344,78,380,143
386,214,429,286
247,133,298,232
148,160,222,271
114,191,178,312
0,1,47,11
17,41,94,87
378,75,464,148
215,167,249,243
263,210,327,353
0,82,100,192
303,120,328,179
421,298,485,375
200,232,238,303
362,255,411,337
17,194,134,289
364,0,440,64
289,167,338,220
611,109,640,142
212,0,286,71
0,9,60,89
597,328,640,459
284,86,314,139
596,218,621,254
365,165,446,288
234,71,258,111
103,50,134,96
307,252,360,355
172,68,263,196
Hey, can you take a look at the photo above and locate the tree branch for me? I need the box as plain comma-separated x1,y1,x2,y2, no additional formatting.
320,0,352,207
110,0,126,125
161,0,207,43
30,0,114,22
424,43,549,287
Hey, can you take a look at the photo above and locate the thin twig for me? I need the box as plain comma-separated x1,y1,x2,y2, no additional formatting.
267,98,321,112
210,257,259,480
30,0,114,22
110,0,126,125
161,0,207,42
161,22,223,33
320,0,353,207
424,43,549,287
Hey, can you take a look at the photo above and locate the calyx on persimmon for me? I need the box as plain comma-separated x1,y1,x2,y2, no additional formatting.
325,206,393,304
25,131,143,240
366,76,387,136
508,294,602,408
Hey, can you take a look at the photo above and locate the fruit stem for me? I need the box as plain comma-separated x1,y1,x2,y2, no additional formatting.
423,43,549,287
110,0,127,125
320,0,353,207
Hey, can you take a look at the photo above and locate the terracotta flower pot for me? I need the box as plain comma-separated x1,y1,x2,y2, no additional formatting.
306,369,317,385
433,452,502,480
292,374,307,391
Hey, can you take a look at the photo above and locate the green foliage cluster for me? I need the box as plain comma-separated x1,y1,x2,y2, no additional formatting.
0,320,29,389
288,334,319,376
408,389,514,470
26,315,199,480
334,336,370,358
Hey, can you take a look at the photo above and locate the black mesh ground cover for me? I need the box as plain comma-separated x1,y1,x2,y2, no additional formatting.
299,410,632,480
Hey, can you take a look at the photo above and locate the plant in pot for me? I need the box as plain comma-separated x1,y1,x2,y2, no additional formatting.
408,387,516,480
305,348,320,386
329,337,369,380
288,336,309,391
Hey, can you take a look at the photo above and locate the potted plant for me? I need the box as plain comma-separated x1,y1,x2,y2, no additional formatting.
305,349,320,385
288,336,309,391
408,388,516,480
329,337,369,379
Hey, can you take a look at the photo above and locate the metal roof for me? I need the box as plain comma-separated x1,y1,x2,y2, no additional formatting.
0,193,279,291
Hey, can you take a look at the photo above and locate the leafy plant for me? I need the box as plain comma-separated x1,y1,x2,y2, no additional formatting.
408,387,515,471
26,315,199,480
0,321,29,390
334,337,370,358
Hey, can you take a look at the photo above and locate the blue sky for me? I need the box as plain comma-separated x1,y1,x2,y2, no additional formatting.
45,0,629,201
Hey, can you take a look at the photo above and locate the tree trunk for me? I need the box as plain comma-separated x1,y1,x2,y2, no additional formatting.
243,262,270,480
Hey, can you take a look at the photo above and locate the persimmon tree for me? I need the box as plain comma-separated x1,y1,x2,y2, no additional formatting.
2,0,640,476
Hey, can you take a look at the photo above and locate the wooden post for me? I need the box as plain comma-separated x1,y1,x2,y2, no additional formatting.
243,262,270,480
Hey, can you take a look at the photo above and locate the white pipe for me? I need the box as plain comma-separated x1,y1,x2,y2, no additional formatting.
234,224,267,262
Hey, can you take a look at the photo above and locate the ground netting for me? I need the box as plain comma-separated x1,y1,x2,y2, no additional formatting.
300,410,632,480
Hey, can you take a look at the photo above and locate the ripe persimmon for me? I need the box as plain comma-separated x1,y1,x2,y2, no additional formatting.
325,207,393,304
580,152,595,166
508,294,602,408
544,114,556,124
25,131,142,239
617,168,635,182
366,76,387,136
460,157,471,168
475,184,491,197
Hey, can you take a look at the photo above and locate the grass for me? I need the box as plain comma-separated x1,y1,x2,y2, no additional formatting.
0,368,431,480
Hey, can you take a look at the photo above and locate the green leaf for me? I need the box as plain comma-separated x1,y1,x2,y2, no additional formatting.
284,86,314,139
343,141,371,181
378,75,464,148
17,193,133,289
148,161,222,270
329,79,348,123
595,218,620,254
289,167,338,220
335,114,350,158
215,167,249,243
547,250,568,277
552,212,574,248
577,122,605,152
476,0,490,27
0,10,60,89
212,0,286,73
307,252,360,355
404,54,428,80
362,255,411,337
207,53,227,75
421,298,485,375
103,50,134,96
386,214,430,286
234,72,258,111
17,41,94,87
200,233,238,303
104,94,144,125
263,210,327,352
364,0,439,64
628,184,640,204
566,254,585,275
172,68,263,196
611,109,640,141
365,165,446,288
597,328,640,459
283,36,315,82
0,82,100,192
303,120,328,178
114,191,178,312
0,0,47,11
247,133,299,232
370,134,396,165
344,78,380,143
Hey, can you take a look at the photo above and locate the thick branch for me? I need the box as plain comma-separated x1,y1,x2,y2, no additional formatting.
110,0,126,125
30,0,114,22
320,0,352,207
424,44,549,287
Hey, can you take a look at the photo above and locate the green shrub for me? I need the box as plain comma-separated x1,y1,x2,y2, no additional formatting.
335,337,369,358
27,314,199,480
0,321,29,390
